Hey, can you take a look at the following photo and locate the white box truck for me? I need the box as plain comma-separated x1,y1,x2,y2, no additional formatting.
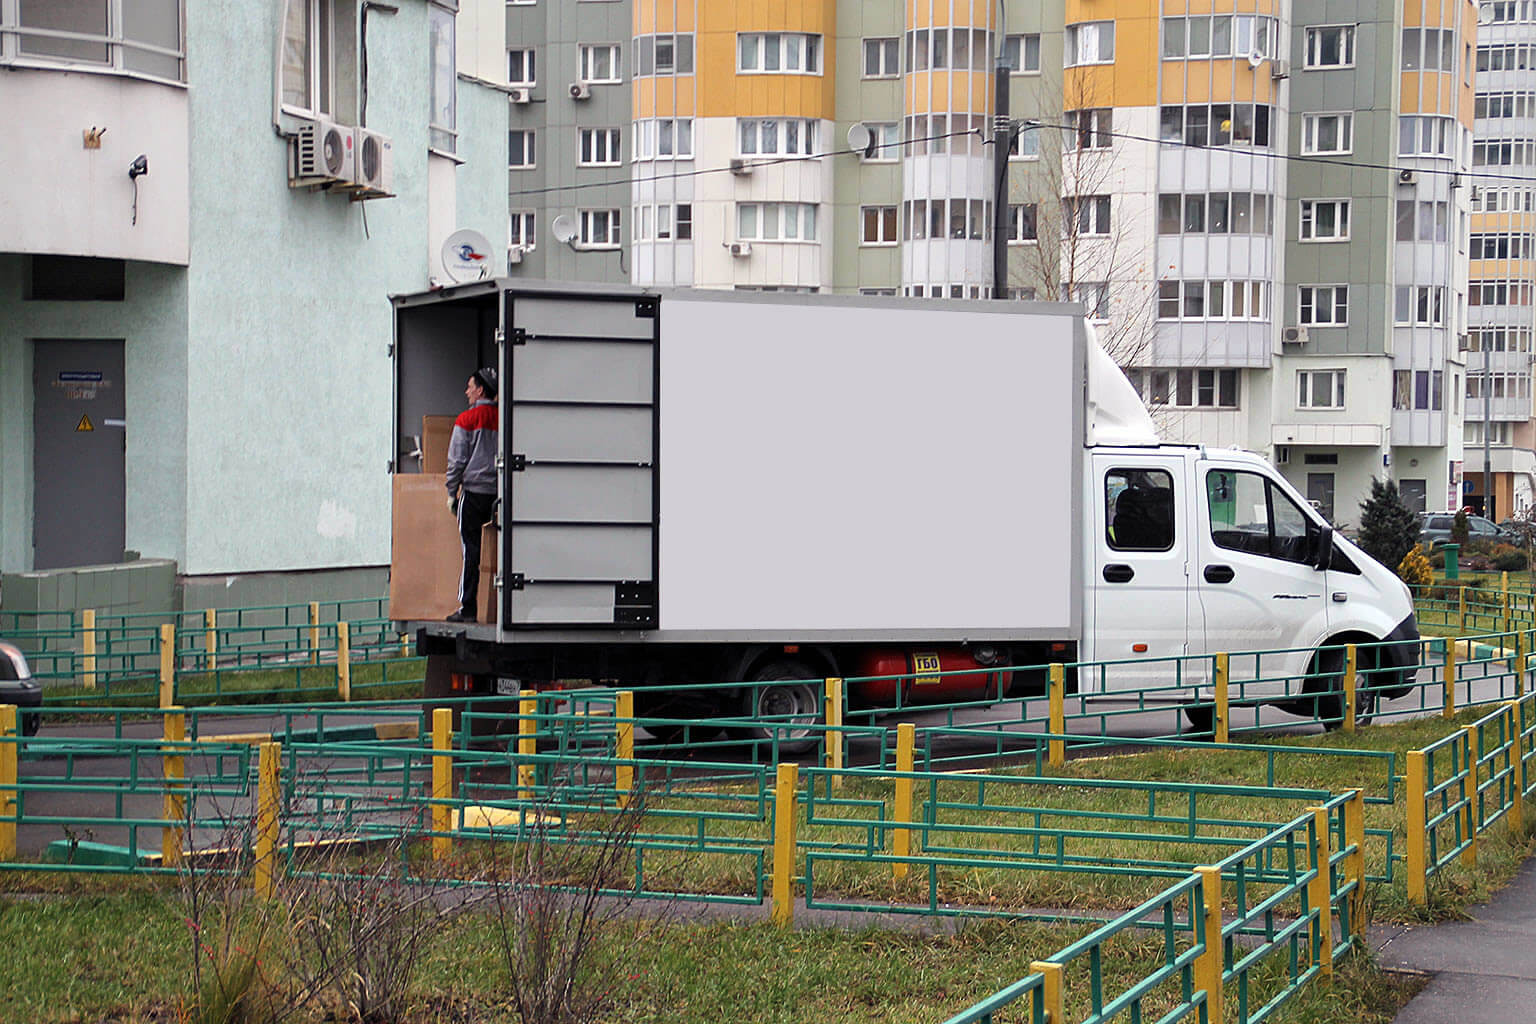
390,282,1419,733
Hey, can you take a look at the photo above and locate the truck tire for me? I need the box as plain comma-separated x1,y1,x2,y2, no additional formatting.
1305,645,1377,730
1181,702,1216,736
742,659,822,752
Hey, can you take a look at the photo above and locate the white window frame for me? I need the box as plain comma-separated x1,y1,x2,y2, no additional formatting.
863,37,899,78
737,202,820,242
578,208,621,249
280,0,346,116
1065,21,1115,66
633,118,693,160
6,0,186,82
1304,24,1356,68
1009,124,1041,160
508,47,536,86
860,205,899,245
428,2,457,153
1003,33,1041,73
508,129,535,168
1066,108,1113,151
1063,281,1111,320
1008,203,1039,243
1302,112,1353,155
736,118,818,157
509,210,537,249
1067,195,1112,236
1395,285,1446,325
635,32,693,76
1299,199,1351,241
578,127,622,167
1297,369,1347,410
1299,285,1349,326
737,32,823,74
863,122,900,162
578,43,622,83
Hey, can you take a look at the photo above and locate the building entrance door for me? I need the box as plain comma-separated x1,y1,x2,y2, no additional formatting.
32,339,126,569
1307,472,1336,523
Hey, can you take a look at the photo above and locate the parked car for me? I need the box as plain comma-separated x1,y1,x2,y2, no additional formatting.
0,642,42,736
1417,512,1513,547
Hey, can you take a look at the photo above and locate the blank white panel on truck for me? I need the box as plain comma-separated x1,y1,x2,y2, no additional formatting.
657,293,1083,637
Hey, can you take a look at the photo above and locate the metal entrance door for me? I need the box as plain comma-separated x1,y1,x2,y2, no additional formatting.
502,292,659,627
32,339,126,569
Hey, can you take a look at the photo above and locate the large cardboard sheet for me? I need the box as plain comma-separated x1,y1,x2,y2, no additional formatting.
421,415,455,474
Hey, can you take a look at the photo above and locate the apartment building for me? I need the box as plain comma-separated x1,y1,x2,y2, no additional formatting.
1464,0,1536,519
0,1,510,604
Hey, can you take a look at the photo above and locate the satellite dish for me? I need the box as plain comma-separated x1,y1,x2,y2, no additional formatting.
846,122,875,159
551,214,578,245
1246,49,1264,68
441,228,495,283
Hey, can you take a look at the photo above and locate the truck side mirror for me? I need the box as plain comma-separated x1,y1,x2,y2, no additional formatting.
1312,524,1333,571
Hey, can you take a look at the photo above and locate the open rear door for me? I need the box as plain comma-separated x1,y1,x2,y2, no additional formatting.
501,291,659,627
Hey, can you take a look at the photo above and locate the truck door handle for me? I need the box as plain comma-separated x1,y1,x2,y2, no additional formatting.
1204,564,1235,584
1102,564,1135,583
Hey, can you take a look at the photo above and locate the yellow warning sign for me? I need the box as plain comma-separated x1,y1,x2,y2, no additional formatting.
76,414,94,432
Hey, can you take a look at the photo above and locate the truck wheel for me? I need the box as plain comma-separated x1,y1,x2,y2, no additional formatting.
743,660,822,752
1182,702,1216,736
1307,646,1376,731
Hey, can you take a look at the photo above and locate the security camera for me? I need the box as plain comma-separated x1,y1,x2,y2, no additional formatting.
128,155,148,179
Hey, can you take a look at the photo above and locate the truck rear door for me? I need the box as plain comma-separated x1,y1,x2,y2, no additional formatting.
501,291,660,627
1087,451,1196,692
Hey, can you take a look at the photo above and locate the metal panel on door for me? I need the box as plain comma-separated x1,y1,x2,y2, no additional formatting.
33,340,126,569
502,293,659,628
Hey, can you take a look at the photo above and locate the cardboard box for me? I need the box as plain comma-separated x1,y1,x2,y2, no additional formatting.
389,474,462,622
421,415,456,474
477,521,497,624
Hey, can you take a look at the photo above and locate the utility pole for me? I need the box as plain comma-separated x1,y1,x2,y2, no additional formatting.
992,0,1011,300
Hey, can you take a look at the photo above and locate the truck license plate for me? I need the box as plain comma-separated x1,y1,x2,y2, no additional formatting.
913,653,941,685
495,677,522,696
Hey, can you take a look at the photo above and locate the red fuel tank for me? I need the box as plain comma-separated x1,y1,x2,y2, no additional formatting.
851,649,1012,705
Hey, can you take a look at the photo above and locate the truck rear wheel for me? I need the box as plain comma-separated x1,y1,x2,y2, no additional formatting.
742,659,821,751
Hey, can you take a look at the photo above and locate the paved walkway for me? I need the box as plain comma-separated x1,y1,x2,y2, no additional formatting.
1373,855,1536,1023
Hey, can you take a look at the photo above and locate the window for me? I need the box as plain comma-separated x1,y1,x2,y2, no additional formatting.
579,43,622,83
635,203,694,241
281,0,356,116
903,27,990,71
1470,282,1536,305
5,0,185,81
1300,199,1350,241
1299,285,1348,325
1297,369,1346,409
1003,33,1041,72
1402,28,1456,72
1066,108,1113,150
737,118,818,156
1304,25,1355,68
508,129,535,168
633,118,693,160
1106,469,1175,551
509,210,537,249
1395,286,1446,325
1471,232,1536,259
1302,112,1353,154
1478,43,1536,71
1158,193,1273,235
861,206,898,245
1162,15,1276,58
1207,470,1316,565
1474,139,1536,166
508,47,536,85
737,203,819,241
1063,282,1111,319
1126,368,1240,408
903,114,989,156
1476,91,1536,119
428,3,456,152
1157,280,1270,320
1065,21,1115,66
578,128,622,166
636,33,694,75
1008,203,1038,243
1159,103,1274,148
900,198,992,241
738,32,822,74
1009,124,1040,159
1066,195,1112,235
578,208,621,248
1482,1,1536,23
863,37,899,77
1399,115,1455,156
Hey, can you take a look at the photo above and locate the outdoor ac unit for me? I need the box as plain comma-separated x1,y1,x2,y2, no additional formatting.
729,242,753,257
509,87,531,105
1276,446,1291,465
1459,332,1471,351
569,81,591,100
350,126,394,198
507,246,525,265
729,158,752,176
1398,169,1418,185
1282,326,1309,344
290,115,354,187
1471,185,1483,202
1270,58,1290,79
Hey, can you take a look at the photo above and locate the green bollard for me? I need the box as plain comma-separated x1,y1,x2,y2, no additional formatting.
1444,543,1460,581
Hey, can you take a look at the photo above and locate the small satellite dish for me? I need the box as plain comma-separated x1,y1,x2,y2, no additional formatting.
551,214,578,245
1246,49,1264,68
441,228,495,284
846,122,875,159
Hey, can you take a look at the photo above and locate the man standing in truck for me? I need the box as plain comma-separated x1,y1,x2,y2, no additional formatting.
444,367,498,623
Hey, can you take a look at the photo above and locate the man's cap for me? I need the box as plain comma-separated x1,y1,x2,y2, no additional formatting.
473,366,498,398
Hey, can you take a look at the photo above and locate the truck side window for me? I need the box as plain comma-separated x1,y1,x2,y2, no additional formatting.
1106,469,1175,551
1207,470,1317,565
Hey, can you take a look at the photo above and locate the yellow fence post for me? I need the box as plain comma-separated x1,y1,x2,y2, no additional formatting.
1508,703,1525,837
158,623,175,709
81,609,97,690
1048,663,1066,768
308,602,320,665
824,678,844,791
162,707,185,867
0,706,16,860
1407,750,1428,905
399,632,411,658
203,609,218,671
518,689,537,801
335,622,352,702
893,723,915,881
1214,653,1230,744
432,707,453,862
1343,645,1358,734
1031,961,1064,1024
771,762,799,926
254,741,281,899
1307,806,1334,975
1444,639,1458,720
1194,866,1224,1024
615,690,635,803
1462,727,1479,867
1345,790,1366,940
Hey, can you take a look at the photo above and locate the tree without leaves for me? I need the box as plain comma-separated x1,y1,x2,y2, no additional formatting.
1356,478,1421,576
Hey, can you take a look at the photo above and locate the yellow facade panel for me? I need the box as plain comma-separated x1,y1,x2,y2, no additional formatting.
1470,260,1536,279
1400,74,1421,113
1162,76,1186,103
1403,0,1423,26
1162,62,1277,103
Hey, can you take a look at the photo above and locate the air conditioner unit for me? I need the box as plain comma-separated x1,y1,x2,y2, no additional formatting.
509,87,531,105
1459,332,1471,351
1276,445,1291,466
729,242,753,257
569,81,591,100
1282,326,1310,344
1270,58,1290,79
507,246,524,266
1398,169,1418,185
350,126,394,198
729,158,753,176
290,115,354,187
1471,185,1483,202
